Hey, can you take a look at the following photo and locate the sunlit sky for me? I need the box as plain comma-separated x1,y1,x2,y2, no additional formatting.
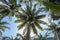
0,0,57,38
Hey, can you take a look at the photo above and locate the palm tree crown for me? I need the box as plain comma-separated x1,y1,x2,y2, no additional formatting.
15,1,46,36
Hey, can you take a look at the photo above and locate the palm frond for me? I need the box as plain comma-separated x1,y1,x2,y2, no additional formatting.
3,26,10,29
32,3,38,12
23,27,27,35
15,19,25,23
35,15,45,19
0,0,9,5
0,31,2,36
34,22,43,30
0,22,9,25
37,20,47,24
17,20,27,30
35,8,44,15
0,26,5,31
11,0,17,7
0,9,10,13
31,23,37,34
21,8,28,15
30,1,32,10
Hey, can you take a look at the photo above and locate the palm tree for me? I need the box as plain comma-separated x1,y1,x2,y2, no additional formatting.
44,19,60,40
0,0,21,17
15,1,46,40
0,17,10,36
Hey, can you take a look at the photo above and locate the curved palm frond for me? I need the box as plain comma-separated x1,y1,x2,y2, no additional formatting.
17,20,27,30
31,23,37,34
0,17,10,36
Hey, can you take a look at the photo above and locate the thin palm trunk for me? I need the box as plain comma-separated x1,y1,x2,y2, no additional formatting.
55,32,59,40
24,23,30,40
54,30,60,40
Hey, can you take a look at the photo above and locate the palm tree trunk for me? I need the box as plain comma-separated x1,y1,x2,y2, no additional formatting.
54,31,60,40
24,23,30,40
55,32,59,40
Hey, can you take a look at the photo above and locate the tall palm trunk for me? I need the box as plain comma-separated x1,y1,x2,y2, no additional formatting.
55,32,59,40
24,23,30,40
54,30,60,40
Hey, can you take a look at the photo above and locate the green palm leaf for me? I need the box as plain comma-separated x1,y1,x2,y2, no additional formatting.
15,20,23,23
35,15,45,19
33,3,38,12
0,31,2,36
0,22,9,25
37,20,47,24
17,20,27,30
35,8,44,15
34,22,43,30
20,8,29,16
23,27,27,35
30,1,32,10
31,23,37,34
0,26,5,31
15,19,25,23
11,0,17,7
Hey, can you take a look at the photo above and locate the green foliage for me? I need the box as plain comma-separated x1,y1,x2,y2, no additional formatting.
43,2,60,16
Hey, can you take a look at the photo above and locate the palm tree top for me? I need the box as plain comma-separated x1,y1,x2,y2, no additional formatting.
15,1,47,34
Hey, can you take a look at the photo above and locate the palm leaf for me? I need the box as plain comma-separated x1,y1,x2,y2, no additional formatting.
0,26,10,30
11,0,17,7
33,3,38,12
35,8,44,15
35,15,45,19
0,31,2,36
0,26,5,31
34,22,43,30
21,8,28,15
30,1,32,10
0,9,10,13
15,19,25,23
37,20,47,24
0,0,9,5
31,23,37,34
0,5,7,9
23,27,27,35
17,20,27,30
0,22,9,25
3,26,10,29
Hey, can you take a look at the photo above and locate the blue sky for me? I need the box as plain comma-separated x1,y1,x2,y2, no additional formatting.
2,16,18,38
